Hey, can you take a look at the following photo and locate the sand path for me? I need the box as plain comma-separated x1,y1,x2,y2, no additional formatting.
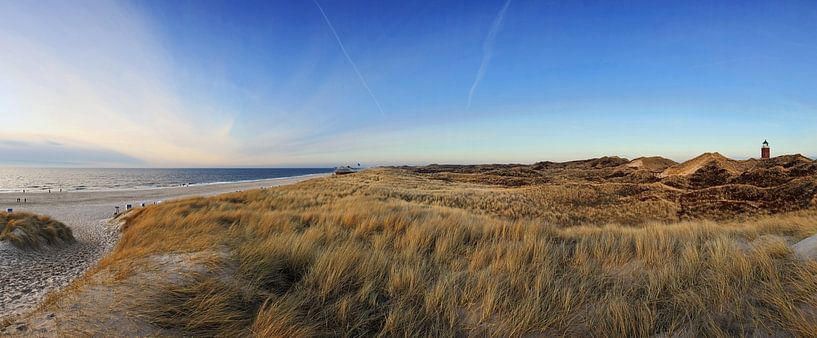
0,174,328,322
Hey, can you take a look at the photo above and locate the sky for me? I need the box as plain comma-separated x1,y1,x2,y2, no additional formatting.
1,0,816,167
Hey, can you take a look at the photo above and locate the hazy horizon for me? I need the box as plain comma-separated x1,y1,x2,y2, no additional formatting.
2,0,816,167
0,151,815,169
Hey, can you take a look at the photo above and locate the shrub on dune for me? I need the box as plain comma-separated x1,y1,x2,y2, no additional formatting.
0,211,75,250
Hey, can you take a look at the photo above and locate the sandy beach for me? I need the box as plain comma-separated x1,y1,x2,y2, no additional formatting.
0,173,329,322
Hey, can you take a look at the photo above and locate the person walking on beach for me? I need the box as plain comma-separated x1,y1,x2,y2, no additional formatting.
16,198,20,203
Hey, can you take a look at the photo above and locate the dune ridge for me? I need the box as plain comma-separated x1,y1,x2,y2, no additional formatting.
6,155,817,336
659,152,747,177
625,156,678,173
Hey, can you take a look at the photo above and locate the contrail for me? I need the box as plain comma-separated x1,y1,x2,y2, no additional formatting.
313,0,384,115
467,0,512,109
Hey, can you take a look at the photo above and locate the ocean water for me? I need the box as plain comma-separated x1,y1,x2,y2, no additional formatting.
0,168,333,193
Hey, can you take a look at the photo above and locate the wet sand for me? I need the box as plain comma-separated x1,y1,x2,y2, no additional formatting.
0,174,329,322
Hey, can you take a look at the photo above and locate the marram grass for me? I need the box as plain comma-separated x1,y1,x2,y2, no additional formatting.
69,169,817,336
0,211,75,250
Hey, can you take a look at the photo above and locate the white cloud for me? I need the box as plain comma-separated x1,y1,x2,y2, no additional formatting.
0,1,238,166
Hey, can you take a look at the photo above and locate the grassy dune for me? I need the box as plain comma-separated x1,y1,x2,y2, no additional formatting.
65,168,817,336
0,211,75,250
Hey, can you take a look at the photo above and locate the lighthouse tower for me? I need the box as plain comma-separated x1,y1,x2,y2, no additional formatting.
761,140,770,159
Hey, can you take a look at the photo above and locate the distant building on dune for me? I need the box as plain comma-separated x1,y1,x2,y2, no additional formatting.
761,140,770,159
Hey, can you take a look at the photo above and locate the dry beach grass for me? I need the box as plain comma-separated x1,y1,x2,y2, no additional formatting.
0,212,74,250
0,175,325,333
24,157,817,336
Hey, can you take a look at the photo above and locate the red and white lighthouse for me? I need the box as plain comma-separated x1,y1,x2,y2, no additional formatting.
761,140,770,159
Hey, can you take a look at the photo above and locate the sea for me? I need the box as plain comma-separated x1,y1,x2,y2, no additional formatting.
0,168,334,193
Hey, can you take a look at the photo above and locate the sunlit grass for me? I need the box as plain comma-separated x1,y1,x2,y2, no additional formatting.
55,169,817,336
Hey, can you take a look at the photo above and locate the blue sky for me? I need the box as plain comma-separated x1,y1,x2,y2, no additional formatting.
1,0,816,167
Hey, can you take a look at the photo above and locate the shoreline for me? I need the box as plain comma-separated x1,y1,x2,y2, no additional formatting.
0,173,330,322
0,172,332,195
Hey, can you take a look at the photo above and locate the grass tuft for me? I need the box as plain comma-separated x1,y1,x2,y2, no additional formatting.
0,211,75,250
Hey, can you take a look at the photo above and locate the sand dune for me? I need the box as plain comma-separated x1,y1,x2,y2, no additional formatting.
625,156,677,173
10,166,817,336
659,152,748,177
0,174,328,324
